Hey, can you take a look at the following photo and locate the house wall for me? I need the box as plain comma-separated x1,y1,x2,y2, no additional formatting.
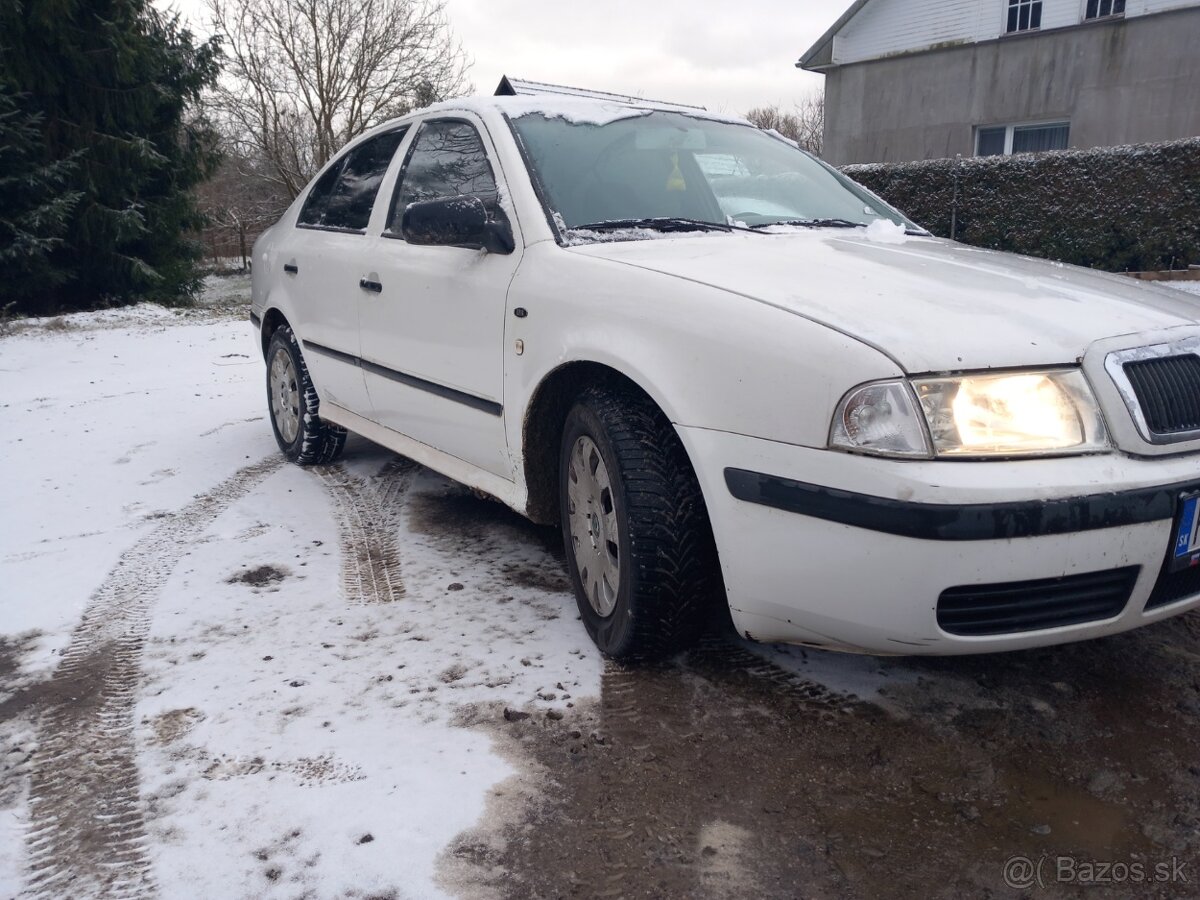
834,0,1200,65
1132,0,1200,14
823,6,1200,164
835,0,980,65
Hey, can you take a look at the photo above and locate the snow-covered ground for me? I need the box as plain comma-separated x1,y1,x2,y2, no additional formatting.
0,279,604,898
1167,278,1200,296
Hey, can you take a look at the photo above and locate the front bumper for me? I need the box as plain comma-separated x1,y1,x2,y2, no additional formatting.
677,426,1200,655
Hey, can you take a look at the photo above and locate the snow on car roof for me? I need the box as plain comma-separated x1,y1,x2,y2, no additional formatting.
419,94,752,128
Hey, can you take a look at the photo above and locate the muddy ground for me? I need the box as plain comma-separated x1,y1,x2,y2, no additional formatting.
450,623,1200,899
434,507,1200,899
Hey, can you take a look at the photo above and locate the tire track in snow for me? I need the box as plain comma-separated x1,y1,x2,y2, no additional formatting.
314,458,416,605
21,456,283,900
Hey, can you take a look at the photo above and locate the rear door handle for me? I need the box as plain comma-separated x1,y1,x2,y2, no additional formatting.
283,263,299,274
359,278,383,294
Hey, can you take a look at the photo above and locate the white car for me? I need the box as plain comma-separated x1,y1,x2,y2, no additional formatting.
250,94,1200,659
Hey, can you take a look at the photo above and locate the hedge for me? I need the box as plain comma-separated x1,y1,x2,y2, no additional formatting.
842,139,1200,273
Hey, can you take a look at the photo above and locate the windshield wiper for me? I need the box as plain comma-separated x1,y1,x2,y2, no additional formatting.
750,218,868,230
571,217,761,235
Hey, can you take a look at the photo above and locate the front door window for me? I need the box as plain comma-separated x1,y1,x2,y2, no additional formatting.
388,120,499,235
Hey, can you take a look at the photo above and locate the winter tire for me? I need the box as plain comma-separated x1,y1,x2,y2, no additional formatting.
560,385,723,661
266,323,347,465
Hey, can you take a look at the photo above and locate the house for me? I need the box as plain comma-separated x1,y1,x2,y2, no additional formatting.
799,0,1200,164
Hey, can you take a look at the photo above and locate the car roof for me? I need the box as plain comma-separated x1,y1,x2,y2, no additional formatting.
375,94,752,133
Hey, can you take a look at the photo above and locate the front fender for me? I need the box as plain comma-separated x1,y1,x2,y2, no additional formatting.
505,241,902,457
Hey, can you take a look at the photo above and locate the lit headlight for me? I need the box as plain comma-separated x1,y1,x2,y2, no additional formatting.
830,370,1110,459
914,370,1108,456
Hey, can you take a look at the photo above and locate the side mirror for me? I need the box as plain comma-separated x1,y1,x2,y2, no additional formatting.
401,195,515,255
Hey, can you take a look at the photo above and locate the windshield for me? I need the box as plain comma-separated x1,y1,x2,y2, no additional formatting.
509,109,917,239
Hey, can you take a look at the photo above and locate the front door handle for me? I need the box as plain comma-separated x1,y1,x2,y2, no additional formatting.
283,262,299,275
359,278,383,294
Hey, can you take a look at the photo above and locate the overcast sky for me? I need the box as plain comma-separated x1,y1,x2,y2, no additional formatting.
156,0,838,114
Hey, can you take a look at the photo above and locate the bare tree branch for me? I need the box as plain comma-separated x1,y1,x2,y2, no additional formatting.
746,91,824,157
195,143,290,268
205,0,471,199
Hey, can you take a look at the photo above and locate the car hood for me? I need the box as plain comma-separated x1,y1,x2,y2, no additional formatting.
567,232,1200,373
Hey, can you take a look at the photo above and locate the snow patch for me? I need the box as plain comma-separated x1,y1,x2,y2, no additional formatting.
417,94,751,128
865,218,909,245
0,283,602,896
562,227,710,247
1166,280,1200,297
495,96,653,127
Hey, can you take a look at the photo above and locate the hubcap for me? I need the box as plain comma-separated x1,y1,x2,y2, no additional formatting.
269,348,300,444
567,436,621,617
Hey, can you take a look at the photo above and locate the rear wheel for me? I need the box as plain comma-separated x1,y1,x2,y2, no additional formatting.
559,386,723,661
266,324,346,465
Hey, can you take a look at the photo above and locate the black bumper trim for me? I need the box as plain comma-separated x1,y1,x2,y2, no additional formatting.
724,468,1194,542
249,312,262,329
304,340,502,417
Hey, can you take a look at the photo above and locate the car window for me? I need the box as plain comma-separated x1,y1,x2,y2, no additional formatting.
510,111,916,234
298,128,406,231
388,120,499,232
297,161,344,227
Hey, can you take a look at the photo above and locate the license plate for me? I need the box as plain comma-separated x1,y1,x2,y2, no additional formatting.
1171,493,1200,572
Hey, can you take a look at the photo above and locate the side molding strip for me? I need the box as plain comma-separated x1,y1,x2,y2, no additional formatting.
304,340,503,417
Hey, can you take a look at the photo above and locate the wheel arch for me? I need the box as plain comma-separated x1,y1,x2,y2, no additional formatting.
259,308,291,359
526,361,730,656
521,360,687,527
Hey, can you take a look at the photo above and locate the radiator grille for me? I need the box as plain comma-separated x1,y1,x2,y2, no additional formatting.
1123,354,1200,436
938,567,1139,636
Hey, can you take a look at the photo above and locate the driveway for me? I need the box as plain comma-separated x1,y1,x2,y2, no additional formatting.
1,278,1197,899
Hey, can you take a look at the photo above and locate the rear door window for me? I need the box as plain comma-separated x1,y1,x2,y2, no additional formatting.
298,128,406,232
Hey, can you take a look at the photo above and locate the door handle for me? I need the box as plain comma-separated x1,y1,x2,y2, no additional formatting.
283,263,299,275
359,278,383,294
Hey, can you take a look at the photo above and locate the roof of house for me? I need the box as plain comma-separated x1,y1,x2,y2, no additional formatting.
797,0,875,71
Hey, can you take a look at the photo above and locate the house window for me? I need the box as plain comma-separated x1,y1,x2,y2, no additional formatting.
977,127,1007,156
1006,0,1043,32
976,122,1070,156
1085,0,1125,19
1012,123,1070,153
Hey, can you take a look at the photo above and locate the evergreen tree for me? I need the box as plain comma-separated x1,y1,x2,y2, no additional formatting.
0,84,82,309
0,0,221,314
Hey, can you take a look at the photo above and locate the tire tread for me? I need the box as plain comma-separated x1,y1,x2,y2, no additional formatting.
268,323,347,466
567,385,723,661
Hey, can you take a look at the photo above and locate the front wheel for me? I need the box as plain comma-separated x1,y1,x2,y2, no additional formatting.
266,324,346,465
559,386,723,661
